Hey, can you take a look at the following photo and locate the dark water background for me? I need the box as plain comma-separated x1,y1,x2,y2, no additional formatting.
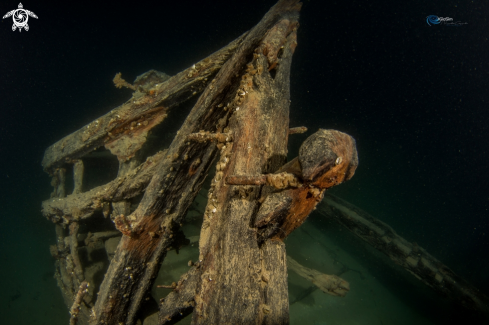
0,0,487,324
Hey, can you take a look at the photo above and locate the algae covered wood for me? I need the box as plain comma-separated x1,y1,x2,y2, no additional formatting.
159,266,200,324
287,256,349,297
192,126,358,323
191,1,302,323
39,0,489,319
40,0,360,322
39,1,382,324
41,150,167,224
158,238,349,324
318,194,489,315
90,1,306,323
41,35,245,174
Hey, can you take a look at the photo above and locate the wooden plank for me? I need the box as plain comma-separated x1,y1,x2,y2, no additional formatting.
319,194,489,314
191,127,358,323
41,150,167,224
89,2,304,323
159,266,200,324
192,1,302,323
287,256,349,297
41,34,246,174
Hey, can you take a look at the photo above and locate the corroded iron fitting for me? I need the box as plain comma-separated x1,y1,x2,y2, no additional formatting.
288,126,307,134
226,172,299,189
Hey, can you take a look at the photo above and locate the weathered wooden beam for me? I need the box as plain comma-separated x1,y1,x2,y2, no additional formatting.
69,222,84,283
90,3,302,322
318,194,489,314
41,34,246,174
51,226,75,305
81,231,120,245
287,256,349,297
41,1,371,324
192,1,302,323
41,150,167,224
73,159,84,194
157,237,346,324
158,266,200,324
69,281,89,325
51,167,66,198
192,127,357,322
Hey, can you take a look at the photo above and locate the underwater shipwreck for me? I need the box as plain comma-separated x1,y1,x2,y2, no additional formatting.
40,1,488,324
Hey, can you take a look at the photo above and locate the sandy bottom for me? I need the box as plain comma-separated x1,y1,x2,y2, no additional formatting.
0,207,469,325
286,216,442,325
148,208,456,325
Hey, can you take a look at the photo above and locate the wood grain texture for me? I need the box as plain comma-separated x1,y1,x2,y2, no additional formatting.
90,2,303,322
193,1,302,323
42,34,245,174
319,194,489,315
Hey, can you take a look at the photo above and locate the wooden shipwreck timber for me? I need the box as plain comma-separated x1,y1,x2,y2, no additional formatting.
40,1,488,324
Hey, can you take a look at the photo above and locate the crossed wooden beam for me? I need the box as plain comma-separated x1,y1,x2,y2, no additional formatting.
41,1,488,324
